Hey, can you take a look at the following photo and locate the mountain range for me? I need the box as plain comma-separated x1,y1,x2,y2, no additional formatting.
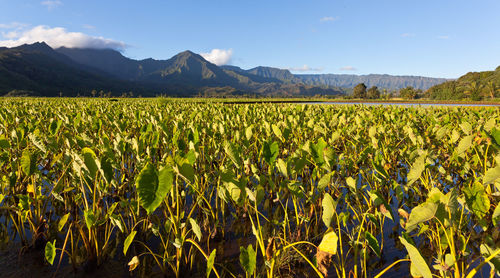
0,42,448,97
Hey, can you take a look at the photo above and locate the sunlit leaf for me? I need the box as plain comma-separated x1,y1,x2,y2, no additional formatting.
189,218,202,241
322,193,336,228
407,153,426,186
136,163,172,215
464,182,490,219
405,202,437,232
207,249,217,277
318,231,338,255
400,235,432,278
45,240,56,265
124,230,137,255
58,213,70,232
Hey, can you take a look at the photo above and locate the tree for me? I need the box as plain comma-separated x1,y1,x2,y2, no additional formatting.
466,81,483,101
399,86,417,100
486,81,497,99
353,83,367,99
367,86,381,99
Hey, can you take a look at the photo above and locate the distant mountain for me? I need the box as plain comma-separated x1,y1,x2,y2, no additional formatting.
223,65,446,90
246,67,299,83
0,42,143,96
0,43,343,97
57,47,142,80
0,42,448,97
427,66,500,100
57,48,244,87
296,74,448,90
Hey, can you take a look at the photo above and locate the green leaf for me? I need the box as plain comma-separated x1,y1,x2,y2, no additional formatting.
272,124,283,140
189,218,202,241
312,138,327,165
400,235,432,278
239,244,256,274
100,156,114,184
405,202,438,232
45,240,56,265
110,214,125,233
407,153,426,186
346,177,356,191
459,122,472,134
245,126,253,141
490,128,500,146
276,158,288,178
20,149,36,177
365,231,381,257
224,140,241,168
0,137,10,149
456,135,473,155
136,163,171,215
318,231,338,255
82,147,99,179
493,204,500,225
158,165,174,196
28,134,46,153
58,213,70,232
84,210,96,229
262,140,279,166
124,230,137,255
318,172,333,191
464,182,490,219
206,249,217,278
483,165,500,185
322,193,336,228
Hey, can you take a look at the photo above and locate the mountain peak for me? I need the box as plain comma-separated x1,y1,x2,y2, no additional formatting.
172,50,205,61
16,41,53,52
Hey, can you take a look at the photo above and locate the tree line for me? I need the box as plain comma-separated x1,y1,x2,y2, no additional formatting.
351,83,424,100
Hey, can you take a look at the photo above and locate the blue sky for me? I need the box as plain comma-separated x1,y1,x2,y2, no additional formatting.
1,0,499,78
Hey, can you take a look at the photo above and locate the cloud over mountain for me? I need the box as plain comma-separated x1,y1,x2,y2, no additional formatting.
287,65,323,72
339,66,357,71
200,48,233,65
0,25,127,50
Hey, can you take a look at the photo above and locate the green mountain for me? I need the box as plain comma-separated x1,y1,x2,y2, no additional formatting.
427,66,500,100
227,65,446,90
57,48,240,86
0,42,450,97
0,43,343,97
0,42,142,96
246,66,299,83
296,74,448,90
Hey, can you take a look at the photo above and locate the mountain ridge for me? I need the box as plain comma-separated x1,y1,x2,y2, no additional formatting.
0,42,449,97
57,46,447,90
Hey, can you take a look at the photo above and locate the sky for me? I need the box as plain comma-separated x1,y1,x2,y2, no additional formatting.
0,0,499,78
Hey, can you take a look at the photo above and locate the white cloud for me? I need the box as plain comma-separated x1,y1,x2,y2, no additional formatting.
437,35,450,40
0,22,28,29
320,16,339,22
41,0,62,10
340,66,357,71
82,24,96,30
0,25,127,50
200,49,233,65
401,33,415,38
287,65,323,72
